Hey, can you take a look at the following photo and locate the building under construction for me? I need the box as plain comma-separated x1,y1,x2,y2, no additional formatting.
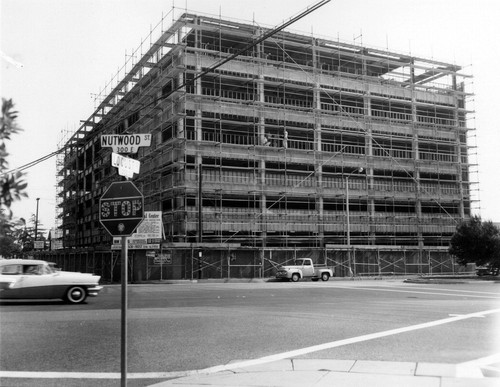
49,9,477,280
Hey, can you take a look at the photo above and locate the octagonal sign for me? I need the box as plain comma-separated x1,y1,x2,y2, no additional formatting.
99,181,144,237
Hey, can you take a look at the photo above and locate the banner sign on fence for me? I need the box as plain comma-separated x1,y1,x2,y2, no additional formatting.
111,238,160,250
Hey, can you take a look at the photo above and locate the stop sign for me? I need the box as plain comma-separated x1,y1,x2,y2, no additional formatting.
99,181,144,237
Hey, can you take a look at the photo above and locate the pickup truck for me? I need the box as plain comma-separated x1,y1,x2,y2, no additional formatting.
275,258,334,282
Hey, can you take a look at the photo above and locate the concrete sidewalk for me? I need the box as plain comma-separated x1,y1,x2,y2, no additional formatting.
149,358,500,386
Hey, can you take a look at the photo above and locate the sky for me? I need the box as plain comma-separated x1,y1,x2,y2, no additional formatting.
1,0,500,235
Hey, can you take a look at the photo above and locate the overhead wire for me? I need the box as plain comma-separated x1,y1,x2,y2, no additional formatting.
0,149,64,177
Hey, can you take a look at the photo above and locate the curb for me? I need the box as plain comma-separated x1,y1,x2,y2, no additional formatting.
119,275,499,286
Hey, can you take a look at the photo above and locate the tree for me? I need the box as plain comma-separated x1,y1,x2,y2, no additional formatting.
449,215,500,269
0,217,26,257
0,98,27,235
0,235,22,257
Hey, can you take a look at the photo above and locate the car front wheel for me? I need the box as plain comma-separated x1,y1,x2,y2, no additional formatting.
321,273,330,281
291,273,300,282
65,286,87,304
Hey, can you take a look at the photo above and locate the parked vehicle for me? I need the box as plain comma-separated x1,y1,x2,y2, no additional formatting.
0,259,103,304
476,265,499,276
275,258,334,282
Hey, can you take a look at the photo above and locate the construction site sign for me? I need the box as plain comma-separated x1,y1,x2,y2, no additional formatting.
111,211,162,250
101,134,151,153
134,211,162,239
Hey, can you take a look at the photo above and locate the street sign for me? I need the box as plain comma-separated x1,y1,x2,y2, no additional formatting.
101,134,151,154
99,181,144,236
111,152,141,178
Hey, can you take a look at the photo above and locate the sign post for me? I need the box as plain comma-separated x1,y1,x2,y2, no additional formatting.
99,181,144,387
120,234,127,387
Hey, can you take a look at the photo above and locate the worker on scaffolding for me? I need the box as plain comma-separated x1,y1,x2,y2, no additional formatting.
262,134,271,146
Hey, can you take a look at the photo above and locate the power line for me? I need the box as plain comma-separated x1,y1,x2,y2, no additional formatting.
0,149,63,177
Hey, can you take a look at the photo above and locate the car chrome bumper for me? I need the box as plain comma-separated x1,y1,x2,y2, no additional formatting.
87,285,103,297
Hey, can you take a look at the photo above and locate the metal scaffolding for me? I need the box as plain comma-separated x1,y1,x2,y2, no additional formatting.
53,7,477,278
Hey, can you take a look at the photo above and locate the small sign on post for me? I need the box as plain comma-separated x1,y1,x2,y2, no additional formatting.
34,241,45,250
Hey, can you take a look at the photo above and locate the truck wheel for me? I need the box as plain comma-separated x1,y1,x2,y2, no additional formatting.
291,273,300,282
321,273,330,281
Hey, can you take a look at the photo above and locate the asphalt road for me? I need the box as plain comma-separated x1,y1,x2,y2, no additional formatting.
1,278,499,386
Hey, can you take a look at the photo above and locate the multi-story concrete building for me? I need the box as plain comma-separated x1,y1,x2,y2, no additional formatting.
53,10,476,280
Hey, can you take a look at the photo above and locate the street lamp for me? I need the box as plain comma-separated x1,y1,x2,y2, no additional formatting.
34,198,40,241
345,167,364,277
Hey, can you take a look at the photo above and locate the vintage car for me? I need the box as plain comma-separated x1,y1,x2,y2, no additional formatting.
0,259,103,304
